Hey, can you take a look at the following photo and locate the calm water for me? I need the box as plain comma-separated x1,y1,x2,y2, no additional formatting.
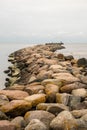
0,43,87,89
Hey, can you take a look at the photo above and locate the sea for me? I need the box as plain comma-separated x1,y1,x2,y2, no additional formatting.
0,43,87,89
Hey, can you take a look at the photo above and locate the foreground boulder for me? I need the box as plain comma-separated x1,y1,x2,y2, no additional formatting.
50,110,78,130
0,100,32,117
24,110,55,129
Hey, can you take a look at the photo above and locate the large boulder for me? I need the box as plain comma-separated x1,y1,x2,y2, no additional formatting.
0,100,32,117
0,90,29,100
50,110,78,130
24,110,55,129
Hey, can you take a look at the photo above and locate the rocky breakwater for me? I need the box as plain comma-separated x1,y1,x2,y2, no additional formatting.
0,43,87,130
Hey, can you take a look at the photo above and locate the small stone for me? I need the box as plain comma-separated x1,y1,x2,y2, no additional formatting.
71,109,87,118
77,58,87,67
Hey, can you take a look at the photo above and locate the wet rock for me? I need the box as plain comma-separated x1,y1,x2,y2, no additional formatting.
0,100,32,117
0,111,8,120
24,94,46,107
11,116,26,129
24,110,55,129
0,90,29,100
72,88,87,98
50,110,78,130
0,120,16,130
69,96,81,110
65,55,74,61
45,84,59,103
77,58,87,67
25,119,47,130
56,93,70,105
0,95,9,106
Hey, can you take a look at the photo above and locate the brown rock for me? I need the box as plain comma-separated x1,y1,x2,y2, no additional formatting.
45,84,59,103
56,93,70,105
0,120,16,130
0,100,32,117
71,109,87,118
72,88,87,98
25,85,45,95
24,110,55,129
6,84,25,90
52,72,79,84
50,110,78,130
60,82,87,93
25,119,47,130
24,94,46,107
0,95,9,107
0,111,8,120
0,90,29,100
11,116,26,129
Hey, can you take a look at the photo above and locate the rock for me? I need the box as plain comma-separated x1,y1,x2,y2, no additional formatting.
41,79,63,87
24,110,55,129
60,82,87,93
0,90,29,100
24,94,46,107
0,100,32,117
25,119,47,130
77,58,87,67
50,110,78,130
79,75,87,84
69,96,81,110
46,104,69,116
49,64,65,73
56,93,70,105
72,88,87,98
77,114,87,129
65,55,74,61
24,85,45,95
71,109,87,118
57,53,65,61
45,84,59,103
11,116,26,129
0,120,16,130
36,103,68,115
5,84,25,91
0,95,9,106
52,72,79,84
0,111,8,120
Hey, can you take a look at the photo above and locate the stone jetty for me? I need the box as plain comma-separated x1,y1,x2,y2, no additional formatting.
0,43,87,130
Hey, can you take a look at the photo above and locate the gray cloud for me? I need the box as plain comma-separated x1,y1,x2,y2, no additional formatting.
0,0,87,43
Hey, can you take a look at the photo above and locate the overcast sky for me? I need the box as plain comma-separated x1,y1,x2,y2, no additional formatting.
0,0,87,44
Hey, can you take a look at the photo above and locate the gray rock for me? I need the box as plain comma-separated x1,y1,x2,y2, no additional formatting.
77,58,87,67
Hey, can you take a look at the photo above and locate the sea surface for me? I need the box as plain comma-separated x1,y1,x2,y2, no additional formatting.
0,43,87,89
